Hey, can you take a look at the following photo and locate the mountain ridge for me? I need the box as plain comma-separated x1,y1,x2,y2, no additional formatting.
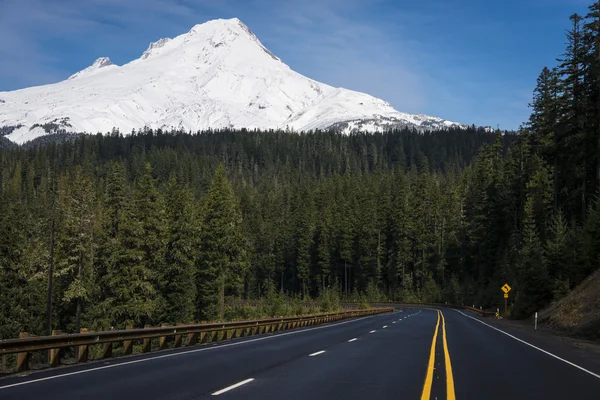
0,18,468,144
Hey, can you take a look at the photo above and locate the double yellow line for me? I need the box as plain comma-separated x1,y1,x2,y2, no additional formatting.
421,310,455,400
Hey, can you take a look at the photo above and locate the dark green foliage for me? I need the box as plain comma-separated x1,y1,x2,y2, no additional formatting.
55,168,96,332
94,162,157,328
197,164,247,321
4,1,600,333
161,175,198,324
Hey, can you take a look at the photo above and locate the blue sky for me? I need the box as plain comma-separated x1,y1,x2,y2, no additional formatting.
0,0,595,130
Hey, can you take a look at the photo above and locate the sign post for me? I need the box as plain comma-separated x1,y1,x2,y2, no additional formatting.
501,283,512,318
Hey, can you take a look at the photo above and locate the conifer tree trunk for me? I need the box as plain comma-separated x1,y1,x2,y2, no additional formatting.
220,274,225,321
75,249,83,333
45,217,55,337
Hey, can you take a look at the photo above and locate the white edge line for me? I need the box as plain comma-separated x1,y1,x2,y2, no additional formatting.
348,338,358,342
455,310,600,380
211,378,254,396
309,350,326,357
0,313,388,390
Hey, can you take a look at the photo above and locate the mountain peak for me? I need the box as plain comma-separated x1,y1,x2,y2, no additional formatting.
68,57,116,80
1,19,467,144
183,18,280,62
141,38,172,60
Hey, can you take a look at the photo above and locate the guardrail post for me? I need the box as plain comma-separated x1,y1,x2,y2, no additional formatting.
78,328,89,363
186,332,197,346
102,328,113,359
49,330,63,367
123,325,133,355
199,332,207,344
159,324,169,350
175,324,184,347
142,325,152,353
16,332,30,372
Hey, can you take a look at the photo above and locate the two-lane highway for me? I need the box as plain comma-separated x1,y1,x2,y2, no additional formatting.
1,307,599,399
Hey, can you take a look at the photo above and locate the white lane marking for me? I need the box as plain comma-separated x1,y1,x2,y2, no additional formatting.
0,313,389,391
309,350,326,357
392,322,396,324
370,330,376,333
383,325,388,329
211,378,254,396
456,310,600,380
348,338,358,342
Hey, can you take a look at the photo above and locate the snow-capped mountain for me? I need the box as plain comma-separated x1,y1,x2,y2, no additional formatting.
0,18,467,144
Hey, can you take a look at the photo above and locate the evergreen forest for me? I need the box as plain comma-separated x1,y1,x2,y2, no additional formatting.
2,2,600,340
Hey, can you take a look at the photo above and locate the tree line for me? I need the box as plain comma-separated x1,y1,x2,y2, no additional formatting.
0,127,514,338
2,1,600,339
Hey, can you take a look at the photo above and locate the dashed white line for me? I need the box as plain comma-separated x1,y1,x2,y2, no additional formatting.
392,321,396,324
309,350,326,357
348,338,358,342
455,310,600,380
383,325,388,329
0,313,388,391
212,378,254,396
370,330,376,333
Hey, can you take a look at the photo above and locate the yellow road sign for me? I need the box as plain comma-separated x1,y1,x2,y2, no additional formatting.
501,283,512,294
503,293,508,298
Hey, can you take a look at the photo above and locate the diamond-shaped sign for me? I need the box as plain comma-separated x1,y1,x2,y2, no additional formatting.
501,283,512,294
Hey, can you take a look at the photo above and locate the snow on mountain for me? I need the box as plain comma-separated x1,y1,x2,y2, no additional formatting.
0,18,467,144
68,57,117,80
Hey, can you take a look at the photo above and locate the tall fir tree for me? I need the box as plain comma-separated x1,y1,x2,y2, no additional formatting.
95,162,157,328
197,164,247,320
55,168,96,332
161,175,198,324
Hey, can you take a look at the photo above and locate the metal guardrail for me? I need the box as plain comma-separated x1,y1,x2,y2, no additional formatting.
0,308,393,373
230,300,495,317
367,302,495,317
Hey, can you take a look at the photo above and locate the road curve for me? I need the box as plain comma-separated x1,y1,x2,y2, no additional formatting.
0,307,599,399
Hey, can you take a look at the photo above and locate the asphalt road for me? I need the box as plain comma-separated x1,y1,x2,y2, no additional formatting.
1,307,599,400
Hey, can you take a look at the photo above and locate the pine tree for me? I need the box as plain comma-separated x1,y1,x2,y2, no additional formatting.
557,13,588,220
55,168,96,332
95,162,157,328
583,194,600,279
292,187,314,298
161,175,197,324
527,66,561,181
545,210,569,299
315,214,332,294
584,2,600,191
514,198,551,318
197,164,247,321
131,163,167,322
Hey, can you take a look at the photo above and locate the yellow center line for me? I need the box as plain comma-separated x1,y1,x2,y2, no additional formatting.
441,311,456,400
420,310,440,400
